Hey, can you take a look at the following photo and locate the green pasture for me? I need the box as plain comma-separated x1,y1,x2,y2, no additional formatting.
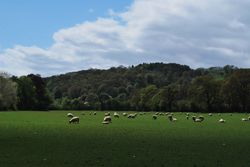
0,111,250,167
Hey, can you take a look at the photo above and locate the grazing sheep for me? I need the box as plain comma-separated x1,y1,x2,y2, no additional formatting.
198,116,204,121
114,112,119,118
219,118,226,123
127,113,137,119
208,113,212,116
192,116,204,122
67,113,74,118
168,115,177,122
241,118,248,122
152,115,157,120
155,112,159,115
172,118,177,121
102,116,112,124
105,112,111,116
123,112,127,116
69,117,80,124
93,112,97,115
248,116,250,120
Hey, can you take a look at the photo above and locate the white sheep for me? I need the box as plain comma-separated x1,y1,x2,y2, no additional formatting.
114,112,119,118
168,115,177,122
105,112,111,116
172,118,177,121
93,112,97,115
127,113,137,119
219,118,226,123
123,112,127,116
102,116,112,124
192,116,204,122
152,115,157,120
69,117,80,124
67,113,74,118
241,118,248,121
208,113,212,116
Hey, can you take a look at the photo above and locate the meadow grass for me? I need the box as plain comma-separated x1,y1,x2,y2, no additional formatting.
0,111,250,167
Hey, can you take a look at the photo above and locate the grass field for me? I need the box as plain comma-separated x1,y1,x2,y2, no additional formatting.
0,111,250,167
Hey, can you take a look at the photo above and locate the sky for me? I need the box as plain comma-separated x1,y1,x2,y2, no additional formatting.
0,0,250,76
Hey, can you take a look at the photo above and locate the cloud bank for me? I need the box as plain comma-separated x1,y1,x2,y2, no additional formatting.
1,0,250,76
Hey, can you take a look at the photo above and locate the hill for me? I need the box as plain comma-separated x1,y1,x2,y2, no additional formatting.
44,63,240,112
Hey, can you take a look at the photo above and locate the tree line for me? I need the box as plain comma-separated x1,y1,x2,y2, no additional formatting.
1,63,250,112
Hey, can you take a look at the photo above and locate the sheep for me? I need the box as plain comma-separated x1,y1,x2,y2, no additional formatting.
93,112,97,115
172,117,177,121
186,113,190,116
186,115,189,120
168,115,177,122
67,113,74,118
248,116,250,120
192,116,204,122
114,112,119,118
69,117,80,124
89,112,92,115
102,116,112,124
241,118,248,122
198,116,204,121
127,113,137,119
155,112,159,115
152,115,157,120
208,113,212,116
219,118,226,123
105,112,111,116
123,112,127,116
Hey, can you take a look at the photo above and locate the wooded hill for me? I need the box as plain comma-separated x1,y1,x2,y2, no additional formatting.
1,62,250,112
44,63,247,112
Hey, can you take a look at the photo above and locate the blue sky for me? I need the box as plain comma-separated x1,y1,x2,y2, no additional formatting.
1,0,250,76
0,0,132,49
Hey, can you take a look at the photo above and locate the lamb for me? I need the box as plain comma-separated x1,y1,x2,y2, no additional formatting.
69,117,80,124
152,115,157,120
114,112,119,118
219,118,226,123
102,116,112,124
67,113,74,118
123,112,128,116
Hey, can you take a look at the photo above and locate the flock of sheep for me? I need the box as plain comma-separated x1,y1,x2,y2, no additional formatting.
66,112,250,124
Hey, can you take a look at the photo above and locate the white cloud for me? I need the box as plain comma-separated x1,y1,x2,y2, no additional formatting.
1,0,250,76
